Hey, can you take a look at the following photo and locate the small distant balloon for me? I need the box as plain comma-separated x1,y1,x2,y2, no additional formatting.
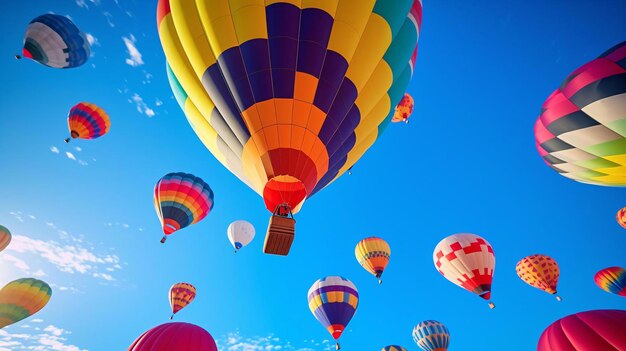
154,172,214,243
392,93,414,124
412,320,450,351
0,278,52,328
516,254,562,301
65,102,111,143
355,237,391,283
594,267,626,298
227,220,255,252
169,283,196,319
0,225,11,252
382,346,407,351
433,233,496,308
617,207,626,229
128,322,217,351
18,14,90,68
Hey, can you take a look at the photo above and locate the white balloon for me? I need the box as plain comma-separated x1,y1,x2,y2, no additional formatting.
227,220,255,251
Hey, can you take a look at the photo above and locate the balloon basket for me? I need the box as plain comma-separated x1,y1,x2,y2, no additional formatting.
263,211,295,256
556,295,562,301
488,302,495,309
160,236,166,244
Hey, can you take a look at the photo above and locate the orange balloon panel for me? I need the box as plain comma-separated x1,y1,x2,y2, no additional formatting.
516,254,560,296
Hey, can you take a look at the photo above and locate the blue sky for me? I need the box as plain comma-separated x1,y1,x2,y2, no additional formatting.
0,1,625,350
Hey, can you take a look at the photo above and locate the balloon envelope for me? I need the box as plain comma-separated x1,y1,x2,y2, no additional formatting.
307,276,358,344
0,278,52,328
0,225,11,252
617,207,626,229
534,41,626,186
169,283,196,318
392,93,414,123
433,233,495,305
128,322,217,351
594,267,626,297
355,237,391,282
516,254,561,298
537,310,626,351
67,102,111,141
227,220,256,250
412,320,450,351
157,0,423,214
21,14,90,68
382,346,408,351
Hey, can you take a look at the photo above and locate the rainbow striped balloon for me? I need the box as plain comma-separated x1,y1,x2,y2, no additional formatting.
617,207,626,229
0,278,52,328
412,320,450,351
169,283,196,319
382,346,407,351
355,237,391,283
308,276,358,350
594,267,626,297
65,102,111,143
0,225,11,252
154,172,214,243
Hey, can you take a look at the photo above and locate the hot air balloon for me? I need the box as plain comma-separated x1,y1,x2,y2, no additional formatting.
154,172,214,243
617,207,626,229
594,267,626,297
516,254,562,301
537,309,626,351
65,102,111,143
169,283,196,319
433,233,496,308
227,220,256,252
382,346,407,351
128,322,218,351
157,0,423,255
392,93,414,124
0,278,51,328
308,276,359,350
534,41,626,186
355,237,391,283
412,320,450,351
17,14,90,68
0,225,11,252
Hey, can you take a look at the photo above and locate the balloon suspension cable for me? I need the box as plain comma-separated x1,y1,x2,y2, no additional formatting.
160,236,167,244
488,301,495,309
64,138,71,143
15,54,21,60
556,295,562,301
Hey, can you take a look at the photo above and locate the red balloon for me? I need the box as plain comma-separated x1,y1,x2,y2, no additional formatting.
537,310,626,351
128,322,217,351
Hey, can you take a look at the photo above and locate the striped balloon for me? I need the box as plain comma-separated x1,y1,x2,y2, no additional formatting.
308,276,358,350
154,172,214,243
594,267,626,297
534,41,626,186
516,254,561,300
128,322,218,351
617,207,626,229
392,93,414,123
538,310,626,351
19,14,90,68
157,0,423,215
0,225,11,252
0,278,52,328
355,237,391,283
433,233,496,308
382,346,407,351
169,283,196,319
412,320,450,351
65,102,111,143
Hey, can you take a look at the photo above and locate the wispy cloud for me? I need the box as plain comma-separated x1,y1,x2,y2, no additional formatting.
122,34,143,67
65,152,77,161
85,33,99,47
75,0,100,9
129,93,155,117
218,333,330,351
103,11,114,27
0,323,87,351
74,147,82,152
50,146,60,154
49,146,88,166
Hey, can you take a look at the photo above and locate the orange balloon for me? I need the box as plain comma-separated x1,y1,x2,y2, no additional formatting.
392,93,414,123
516,254,561,300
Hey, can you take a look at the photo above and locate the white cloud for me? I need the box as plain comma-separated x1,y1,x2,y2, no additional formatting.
129,93,155,117
65,152,76,161
74,147,82,152
155,99,163,107
85,33,99,47
50,146,60,154
103,11,114,27
75,0,100,8
0,323,87,351
218,333,329,351
122,34,143,67
1,254,31,272
9,211,24,222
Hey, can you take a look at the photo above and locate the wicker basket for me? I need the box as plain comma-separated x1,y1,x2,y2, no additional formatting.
263,215,295,256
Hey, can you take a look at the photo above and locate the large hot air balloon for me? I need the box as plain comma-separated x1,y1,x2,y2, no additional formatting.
128,322,218,351
65,102,111,143
412,320,450,351
157,0,423,254
534,41,626,186
0,225,11,252
169,283,196,319
17,14,90,68
382,346,407,351
355,237,391,283
0,278,51,328
594,267,626,297
433,233,496,308
516,254,562,301
154,172,214,243
308,276,359,350
392,93,414,124
617,207,626,229
537,309,626,351
227,220,255,252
